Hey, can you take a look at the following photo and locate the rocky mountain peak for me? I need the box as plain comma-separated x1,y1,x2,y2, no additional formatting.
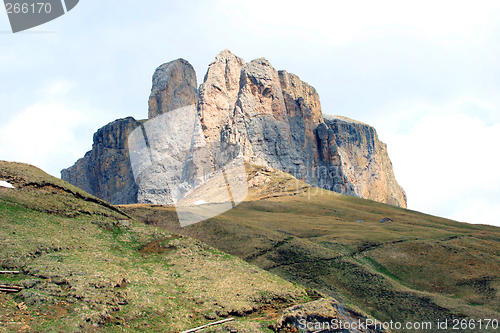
148,58,198,119
62,50,407,209
212,49,245,65
237,57,286,120
279,70,324,124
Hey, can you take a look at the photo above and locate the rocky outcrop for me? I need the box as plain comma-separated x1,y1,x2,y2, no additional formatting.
148,59,198,119
62,50,407,208
61,117,142,204
322,115,406,206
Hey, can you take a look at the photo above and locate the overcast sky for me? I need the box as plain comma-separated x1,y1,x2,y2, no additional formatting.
1,0,499,226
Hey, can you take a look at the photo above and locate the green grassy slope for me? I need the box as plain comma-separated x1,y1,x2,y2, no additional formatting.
0,161,316,332
122,166,500,332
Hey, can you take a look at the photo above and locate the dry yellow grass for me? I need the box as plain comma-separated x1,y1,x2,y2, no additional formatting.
1,161,312,332
122,164,500,332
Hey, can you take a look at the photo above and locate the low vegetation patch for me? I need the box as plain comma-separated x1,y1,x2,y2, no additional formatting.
1,161,315,332
122,165,500,332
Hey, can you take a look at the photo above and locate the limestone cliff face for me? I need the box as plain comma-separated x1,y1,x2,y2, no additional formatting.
200,55,322,186
61,117,141,204
322,115,407,207
62,50,407,208
148,59,198,119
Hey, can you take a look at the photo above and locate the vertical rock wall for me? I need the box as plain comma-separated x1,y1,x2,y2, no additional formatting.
62,50,407,208
61,117,141,204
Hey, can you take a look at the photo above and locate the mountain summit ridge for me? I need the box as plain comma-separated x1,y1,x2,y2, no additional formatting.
62,50,407,208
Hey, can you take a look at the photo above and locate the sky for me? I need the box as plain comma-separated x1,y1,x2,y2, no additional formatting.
1,0,499,226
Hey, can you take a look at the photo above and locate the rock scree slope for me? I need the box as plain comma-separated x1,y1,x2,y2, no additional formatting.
62,50,406,208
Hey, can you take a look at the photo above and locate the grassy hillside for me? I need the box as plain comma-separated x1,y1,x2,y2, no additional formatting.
121,165,500,332
1,161,325,332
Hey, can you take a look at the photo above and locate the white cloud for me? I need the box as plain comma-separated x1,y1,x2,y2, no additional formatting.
0,45,52,73
38,79,75,98
383,112,500,226
376,96,500,135
220,0,500,46
448,194,500,225
0,102,85,175
0,80,103,178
